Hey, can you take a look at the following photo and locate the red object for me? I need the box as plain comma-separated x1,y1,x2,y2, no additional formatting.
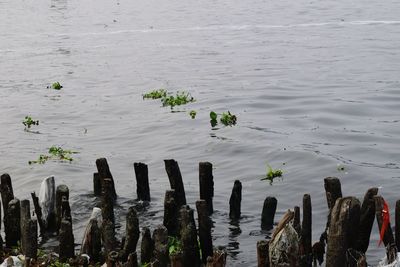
378,200,390,246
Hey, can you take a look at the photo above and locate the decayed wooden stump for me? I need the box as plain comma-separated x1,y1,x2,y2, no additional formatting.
134,162,151,201
96,157,117,200
179,205,201,267
120,207,140,261
164,159,187,208
199,162,214,215
261,196,277,230
229,180,242,220
196,200,213,263
163,190,179,236
257,240,269,267
5,198,20,247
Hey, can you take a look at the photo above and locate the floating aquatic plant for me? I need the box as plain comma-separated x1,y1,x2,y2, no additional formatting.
261,164,283,185
22,116,39,129
143,89,168,99
189,110,197,119
29,146,78,164
161,91,195,109
49,82,63,90
209,111,237,127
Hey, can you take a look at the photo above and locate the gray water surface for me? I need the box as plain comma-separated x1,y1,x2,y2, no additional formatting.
1,0,400,265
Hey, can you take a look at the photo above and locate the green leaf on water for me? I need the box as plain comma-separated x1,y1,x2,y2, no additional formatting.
189,110,197,119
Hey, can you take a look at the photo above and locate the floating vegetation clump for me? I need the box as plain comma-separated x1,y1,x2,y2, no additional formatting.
143,89,168,99
49,82,63,90
189,110,197,119
29,146,78,164
161,91,195,109
22,116,39,129
261,164,283,185
210,111,237,127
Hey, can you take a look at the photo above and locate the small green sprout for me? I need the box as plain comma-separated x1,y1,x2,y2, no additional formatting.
161,91,195,109
261,164,283,185
220,111,237,126
23,116,39,129
189,110,197,119
51,82,63,90
29,146,77,165
143,89,168,99
168,236,182,256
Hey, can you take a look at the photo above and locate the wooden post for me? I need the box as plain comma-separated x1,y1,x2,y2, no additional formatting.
124,252,139,267
134,162,150,201
293,206,301,235
170,253,184,267
5,198,20,247
152,225,169,267
179,205,201,267
300,194,312,267
164,159,187,207
38,176,56,231
140,227,154,264
199,162,214,215
93,172,101,196
206,249,227,267
31,192,45,234
229,180,242,220
324,177,342,210
261,196,277,230
59,219,74,262
61,196,72,223
56,184,69,231
107,251,119,267
81,218,101,263
257,240,269,267
120,207,140,261
0,173,14,217
24,219,38,260
196,200,213,263
102,219,117,255
163,190,178,236
355,187,378,253
96,158,117,199
102,178,115,224
326,197,360,267
396,199,400,251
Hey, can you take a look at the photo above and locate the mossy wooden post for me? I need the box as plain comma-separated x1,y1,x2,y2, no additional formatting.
300,194,312,267
120,207,140,261
93,172,101,196
374,195,397,263
163,190,178,236
60,219,74,261
152,225,169,267
134,162,150,201
31,192,45,234
96,157,117,200
5,198,20,247
81,218,101,263
102,178,115,225
326,197,361,267
164,159,186,208
396,200,400,251
179,205,201,267
1,173,14,217
355,187,378,253
196,200,213,263
261,196,277,230
56,184,69,231
199,162,214,215
141,227,154,264
229,180,242,220
257,240,269,267
293,206,301,234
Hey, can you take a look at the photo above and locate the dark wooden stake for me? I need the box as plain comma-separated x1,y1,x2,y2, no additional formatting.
102,178,115,225
5,198,20,247
102,219,117,255
123,252,139,267
206,249,227,267
107,251,119,267
229,180,242,220
141,227,154,264
20,199,33,256
196,200,213,263
257,240,269,267
61,196,72,223
96,158,117,199
324,177,342,211
164,159,187,207
199,162,214,215
1,173,14,217
134,162,151,201
355,187,378,253
93,172,101,196
170,253,184,267
152,225,169,267
163,190,178,236
56,184,69,231
120,207,140,261
396,199,400,251
300,194,312,267
293,206,301,235
59,219,74,262
179,205,201,267
326,197,360,267
81,218,102,263
31,192,45,234
261,196,277,230
24,219,38,260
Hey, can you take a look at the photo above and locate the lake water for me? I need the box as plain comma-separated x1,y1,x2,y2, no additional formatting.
1,0,400,265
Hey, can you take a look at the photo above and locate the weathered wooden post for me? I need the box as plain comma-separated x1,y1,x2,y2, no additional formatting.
107,251,119,267
102,178,115,224
164,159,186,207
326,197,360,267
179,205,201,267
120,207,140,261
20,200,38,260
38,176,56,231
93,172,101,196
261,196,277,230
355,187,378,253
324,177,342,211
31,192,45,234
396,199,400,251
96,157,117,199
257,240,269,267
163,190,178,236
293,206,301,235
229,180,242,220
134,162,150,201
102,219,117,255
199,162,214,215
61,196,72,223
124,252,139,267
141,227,154,264
56,184,69,231
196,200,213,263
5,198,20,247
152,225,169,267
1,173,14,216
300,194,312,266
81,218,101,263
60,218,74,261
20,200,30,253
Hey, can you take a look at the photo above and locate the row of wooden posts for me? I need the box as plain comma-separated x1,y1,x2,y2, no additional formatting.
0,158,398,266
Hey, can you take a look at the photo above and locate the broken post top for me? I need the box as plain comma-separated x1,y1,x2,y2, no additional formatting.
96,158,113,178
164,159,186,207
324,177,342,210
199,162,214,215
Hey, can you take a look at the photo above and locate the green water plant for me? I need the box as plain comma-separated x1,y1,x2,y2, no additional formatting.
168,236,182,256
189,110,197,119
51,82,63,90
209,111,237,127
23,116,39,129
161,91,195,109
261,164,283,185
143,89,168,99
29,146,78,164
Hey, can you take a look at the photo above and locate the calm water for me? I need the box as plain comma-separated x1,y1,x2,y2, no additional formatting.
1,0,400,265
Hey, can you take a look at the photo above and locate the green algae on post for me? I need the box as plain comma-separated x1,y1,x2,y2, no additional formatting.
22,116,39,129
168,236,182,256
143,89,168,99
261,164,283,185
